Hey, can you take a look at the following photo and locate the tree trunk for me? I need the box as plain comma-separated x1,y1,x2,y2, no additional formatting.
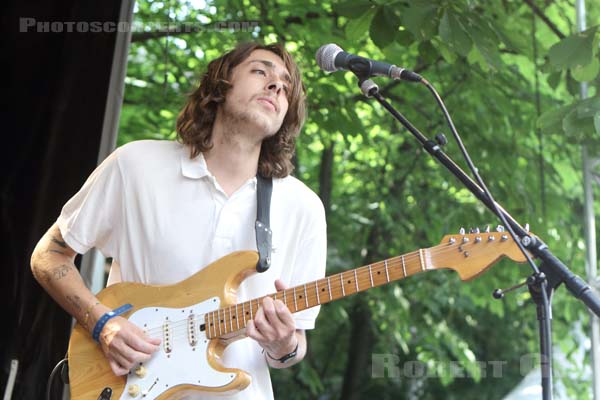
339,296,374,400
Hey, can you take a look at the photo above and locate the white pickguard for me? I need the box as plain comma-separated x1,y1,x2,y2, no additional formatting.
119,297,235,399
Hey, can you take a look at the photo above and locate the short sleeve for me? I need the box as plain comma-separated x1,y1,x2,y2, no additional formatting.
56,149,124,257
290,206,327,330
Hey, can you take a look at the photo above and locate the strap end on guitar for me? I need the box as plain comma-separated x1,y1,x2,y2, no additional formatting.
255,220,272,273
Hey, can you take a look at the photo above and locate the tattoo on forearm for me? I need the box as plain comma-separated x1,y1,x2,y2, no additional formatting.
51,264,71,281
66,295,83,312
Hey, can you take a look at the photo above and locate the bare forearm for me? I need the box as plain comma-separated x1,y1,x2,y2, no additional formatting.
30,223,108,332
266,330,306,369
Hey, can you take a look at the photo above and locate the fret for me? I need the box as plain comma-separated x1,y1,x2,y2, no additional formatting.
249,300,253,320
354,269,359,292
401,255,407,277
283,289,287,306
327,277,332,300
368,264,374,287
207,313,212,339
212,311,217,337
303,284,309,308
217,309,222,336
315,281,321,304
228,307,233,333
293,287,298,311
242,303,246,326
340,274,346,296
204,314,210,339
384,260,390,282
419,249,425,271
235,304,240,330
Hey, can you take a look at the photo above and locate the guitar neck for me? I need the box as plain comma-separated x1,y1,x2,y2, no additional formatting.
204,248,433,339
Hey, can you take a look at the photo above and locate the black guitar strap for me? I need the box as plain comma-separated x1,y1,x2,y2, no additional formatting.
255,174,273,272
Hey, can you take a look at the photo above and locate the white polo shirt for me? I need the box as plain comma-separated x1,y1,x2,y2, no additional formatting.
57,140,327,400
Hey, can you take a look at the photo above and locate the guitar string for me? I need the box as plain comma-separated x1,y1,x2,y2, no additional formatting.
139,254,428,337
139,238,509,338
138,237,510,337
140,253,499,339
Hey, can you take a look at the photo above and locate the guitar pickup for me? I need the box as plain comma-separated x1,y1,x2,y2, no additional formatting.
188,314,198,347
163,320,172,354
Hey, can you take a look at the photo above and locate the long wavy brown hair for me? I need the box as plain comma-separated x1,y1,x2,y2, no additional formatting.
176,42,306,178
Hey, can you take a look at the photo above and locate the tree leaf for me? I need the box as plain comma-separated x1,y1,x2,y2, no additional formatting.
370,6,401,49
468,20,503,70
548,25,598,70
546,70,562,90
401,3,439,40
537,103,575,133
572,57,600,82
576,96,600,119
438,9,472,56
346,8,376,42
563,108,597,142
333,0,373,18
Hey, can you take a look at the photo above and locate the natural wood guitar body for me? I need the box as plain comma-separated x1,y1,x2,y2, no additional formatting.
68,251,259,399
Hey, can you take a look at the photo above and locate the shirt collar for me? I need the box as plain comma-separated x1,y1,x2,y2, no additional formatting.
180,149,210,179
180,148,258,189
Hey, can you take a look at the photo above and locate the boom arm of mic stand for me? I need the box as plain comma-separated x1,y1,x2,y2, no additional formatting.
369,90,600,318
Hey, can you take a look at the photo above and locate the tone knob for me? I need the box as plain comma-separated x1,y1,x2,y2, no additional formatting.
134,365,147,378
127,384,140,397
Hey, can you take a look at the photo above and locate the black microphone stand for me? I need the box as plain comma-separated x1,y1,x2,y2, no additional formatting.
343,59,600,400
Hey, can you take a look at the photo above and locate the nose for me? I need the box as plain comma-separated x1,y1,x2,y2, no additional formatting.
267,80,283,95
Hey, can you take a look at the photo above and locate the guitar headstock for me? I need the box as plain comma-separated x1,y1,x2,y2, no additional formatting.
433,226,530,281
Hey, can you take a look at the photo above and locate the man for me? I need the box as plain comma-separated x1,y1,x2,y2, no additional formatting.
30,42,327,399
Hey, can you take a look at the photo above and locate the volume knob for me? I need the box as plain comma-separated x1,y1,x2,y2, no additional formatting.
127,384,140,397
134,365,147,378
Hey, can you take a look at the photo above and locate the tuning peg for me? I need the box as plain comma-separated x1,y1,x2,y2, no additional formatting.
525,223,530,232
496,225,505,232
474,227,480,233
484,225,490,233
459,227,465,235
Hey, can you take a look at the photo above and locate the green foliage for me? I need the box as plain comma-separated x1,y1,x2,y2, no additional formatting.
119,0,600,398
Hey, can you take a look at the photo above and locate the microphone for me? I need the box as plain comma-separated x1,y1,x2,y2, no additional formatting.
316,43,422,82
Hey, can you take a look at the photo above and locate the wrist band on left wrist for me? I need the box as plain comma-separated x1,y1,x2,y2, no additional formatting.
267,341,299,364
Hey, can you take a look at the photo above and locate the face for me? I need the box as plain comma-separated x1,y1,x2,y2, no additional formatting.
220,49,291,140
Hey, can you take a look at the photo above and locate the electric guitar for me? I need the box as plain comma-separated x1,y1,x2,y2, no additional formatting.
68,230,528,399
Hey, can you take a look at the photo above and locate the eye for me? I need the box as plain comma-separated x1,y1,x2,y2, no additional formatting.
252,69,266,76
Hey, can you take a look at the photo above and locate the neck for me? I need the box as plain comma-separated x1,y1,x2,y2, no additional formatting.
204,112,263,196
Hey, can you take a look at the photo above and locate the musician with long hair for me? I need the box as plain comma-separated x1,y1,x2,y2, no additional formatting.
30,42,327,399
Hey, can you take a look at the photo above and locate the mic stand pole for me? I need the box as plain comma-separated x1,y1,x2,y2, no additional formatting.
354,74,600,400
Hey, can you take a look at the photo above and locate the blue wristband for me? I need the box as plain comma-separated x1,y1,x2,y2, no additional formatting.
92,303,133,342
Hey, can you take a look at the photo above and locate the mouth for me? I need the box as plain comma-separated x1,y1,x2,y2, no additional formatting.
257,97,278,112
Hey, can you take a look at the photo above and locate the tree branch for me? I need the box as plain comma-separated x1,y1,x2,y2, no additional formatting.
131,11,324,43
522,0,566,39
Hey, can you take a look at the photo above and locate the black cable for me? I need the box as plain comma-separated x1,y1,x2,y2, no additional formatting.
420,79,542,278
420,79,552,395
46,358,68,400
